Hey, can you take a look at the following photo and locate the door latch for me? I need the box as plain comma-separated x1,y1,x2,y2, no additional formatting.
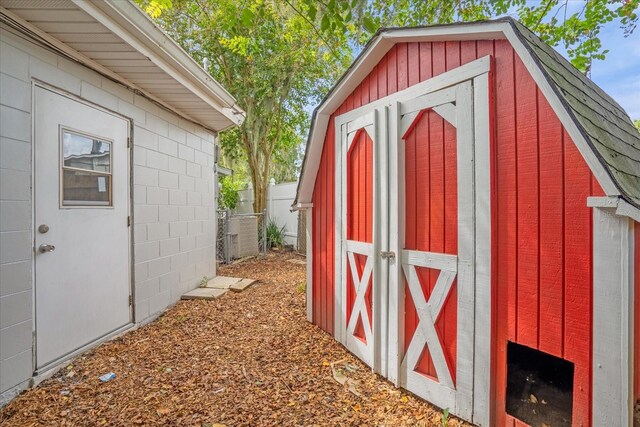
380,251,395,259
38,244,55,253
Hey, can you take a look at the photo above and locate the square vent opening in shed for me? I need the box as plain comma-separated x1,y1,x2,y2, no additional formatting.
506,341,574,426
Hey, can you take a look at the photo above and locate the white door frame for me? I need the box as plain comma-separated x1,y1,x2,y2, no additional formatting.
334,109,387,372
391,79,476,420
31,81,134,373
333,56,492,425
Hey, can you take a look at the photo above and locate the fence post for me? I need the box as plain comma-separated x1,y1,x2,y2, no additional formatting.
225,209,232,264
262,208,267,256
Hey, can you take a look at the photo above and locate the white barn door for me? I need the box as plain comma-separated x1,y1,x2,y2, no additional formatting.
334,110,389,372
333,58,492,426
386,72,492,425
34,86,132,371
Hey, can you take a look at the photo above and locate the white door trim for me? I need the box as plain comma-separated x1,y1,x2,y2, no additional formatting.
471,70,493,427
31,81,134,373
334,108,384,371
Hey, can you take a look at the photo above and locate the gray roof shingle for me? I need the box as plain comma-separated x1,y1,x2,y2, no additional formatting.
508,18,640,207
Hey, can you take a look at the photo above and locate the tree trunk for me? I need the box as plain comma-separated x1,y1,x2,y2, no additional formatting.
252,176,266,214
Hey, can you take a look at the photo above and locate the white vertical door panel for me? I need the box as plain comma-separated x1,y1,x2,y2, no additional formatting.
34,86,131,370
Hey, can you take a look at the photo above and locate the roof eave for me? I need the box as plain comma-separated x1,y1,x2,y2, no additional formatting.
73,0,246,129
294,19,634,211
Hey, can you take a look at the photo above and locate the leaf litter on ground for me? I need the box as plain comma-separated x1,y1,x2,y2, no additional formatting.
0,253,471,426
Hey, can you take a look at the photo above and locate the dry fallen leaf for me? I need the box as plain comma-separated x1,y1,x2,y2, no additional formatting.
0,253,473,427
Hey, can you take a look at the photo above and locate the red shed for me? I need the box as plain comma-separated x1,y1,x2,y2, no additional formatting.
293,18,640,426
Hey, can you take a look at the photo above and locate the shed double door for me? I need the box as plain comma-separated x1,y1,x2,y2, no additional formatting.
336,68,491,425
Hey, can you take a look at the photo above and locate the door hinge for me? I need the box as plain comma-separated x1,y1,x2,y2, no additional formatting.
127,216,131,227
129,295,133,306
127,137,131,148
380,251,396,259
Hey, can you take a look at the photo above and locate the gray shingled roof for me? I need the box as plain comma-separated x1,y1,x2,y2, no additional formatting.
508,18,640,207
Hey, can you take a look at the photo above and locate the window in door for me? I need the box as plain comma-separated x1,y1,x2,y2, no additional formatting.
61,128,112,206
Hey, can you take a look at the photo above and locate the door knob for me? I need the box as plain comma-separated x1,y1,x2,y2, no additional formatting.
38,244,55,253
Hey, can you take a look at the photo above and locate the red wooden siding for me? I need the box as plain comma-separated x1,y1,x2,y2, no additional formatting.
346,131,374,341
403,111,458,382
312,115,334,334
311,39,602,424
635,221,640,401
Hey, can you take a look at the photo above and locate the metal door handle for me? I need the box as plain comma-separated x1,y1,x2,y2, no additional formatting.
39,244,55,253
380,251,395,259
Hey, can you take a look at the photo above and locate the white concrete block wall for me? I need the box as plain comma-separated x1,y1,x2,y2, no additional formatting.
0,26,218,399
131,104,218,321
0,28,36,398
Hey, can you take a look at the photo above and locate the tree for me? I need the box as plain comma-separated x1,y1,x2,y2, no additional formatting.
140,0,351,212
138,0,637,213
321,0,639,73
635,119,640,131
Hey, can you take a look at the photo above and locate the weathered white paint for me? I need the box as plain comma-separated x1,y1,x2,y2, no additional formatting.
472,71,493,427
592,202,635,426
0,25,222,401
377,104,390,379
453,79,475,423
386,101,403,386
335,109,381,371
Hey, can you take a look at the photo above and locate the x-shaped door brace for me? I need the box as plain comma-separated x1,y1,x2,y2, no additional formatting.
346,245,374,344
401,250,458,389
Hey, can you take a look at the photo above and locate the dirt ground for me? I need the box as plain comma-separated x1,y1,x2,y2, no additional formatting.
0,252,472,426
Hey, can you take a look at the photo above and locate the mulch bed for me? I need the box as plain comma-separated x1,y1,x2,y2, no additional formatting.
0,252,471,426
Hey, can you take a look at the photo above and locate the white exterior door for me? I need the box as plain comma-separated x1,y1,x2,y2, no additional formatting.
334,57,492,426
389,82,476,418
34,86,131,370
335,110,388,371
386,71,492,425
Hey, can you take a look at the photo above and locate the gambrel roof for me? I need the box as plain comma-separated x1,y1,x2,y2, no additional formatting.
294,17,640,210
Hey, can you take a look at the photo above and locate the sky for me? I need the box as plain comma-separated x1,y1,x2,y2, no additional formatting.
588,22,640,120
508,1,640,120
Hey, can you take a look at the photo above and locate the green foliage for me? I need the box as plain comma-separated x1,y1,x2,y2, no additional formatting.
144,0,352,213
441,407,449,426
217,176,244,210
634,119,640,131
266,218,286,249
135,0,172,18
316,0,639,73
296,282,306,294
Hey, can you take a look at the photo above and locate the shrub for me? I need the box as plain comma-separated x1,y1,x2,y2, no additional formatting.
266,218,286,249
218,176,243,210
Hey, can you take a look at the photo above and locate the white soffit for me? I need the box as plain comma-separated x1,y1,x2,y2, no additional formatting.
0,0,245,132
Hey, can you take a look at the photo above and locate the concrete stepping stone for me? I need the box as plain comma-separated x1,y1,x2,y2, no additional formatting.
181,287,227,300
230,278,256,293
204,276,242,289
